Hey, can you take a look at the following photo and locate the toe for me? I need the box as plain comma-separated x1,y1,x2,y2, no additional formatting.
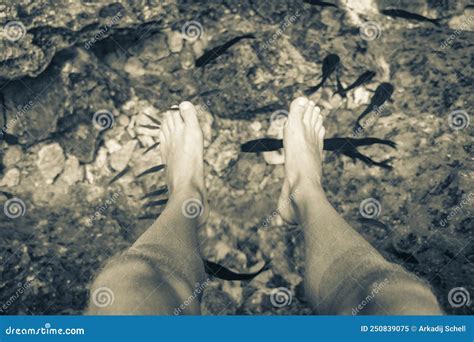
162,115,171,138
311,106,321,126
315,113,323,132
165,110,175,130
288,96,308,121
303,100,315,124
171,106,184,129
179,101,200,126
319,126,325,157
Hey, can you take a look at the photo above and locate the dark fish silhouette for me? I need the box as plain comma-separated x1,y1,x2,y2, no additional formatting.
0,190,14,199
185,89,221,101
0,132,20,145
144,199,168,208
203,259,268,281
136,164,165,178
196,34,256,68
139,124,160,130
240,137,396,169
358,217,390,231
108,166,131,184
381,9,441,26
336,70,376,97
138,213,161,220
303,0,338,8
355,82,394,130
141,185,168,200
143,141,160,154
143,114,161,126
306,54,340,95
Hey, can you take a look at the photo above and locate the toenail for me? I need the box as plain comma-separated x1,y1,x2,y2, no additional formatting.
180,101,193,109
170,105,179,109
309,100,315,106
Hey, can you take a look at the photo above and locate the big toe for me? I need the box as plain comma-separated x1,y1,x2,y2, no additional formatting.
179,101,200,126
288,97,309,121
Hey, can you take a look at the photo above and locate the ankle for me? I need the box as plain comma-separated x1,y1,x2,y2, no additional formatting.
290,179,327,218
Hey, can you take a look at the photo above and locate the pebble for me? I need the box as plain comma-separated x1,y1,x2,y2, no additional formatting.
137,135,155,147
105,139,122,154
59,156,84,186
117,114,130,127
109,140,137,172
250,121,262,132
36,143,65,184
124,57,146,77
167,31,183,53
0,168,20,187
2,146,23,168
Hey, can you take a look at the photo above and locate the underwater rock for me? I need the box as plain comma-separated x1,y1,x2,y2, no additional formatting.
0,0,178,80
109,140,137,172
36,143,65,184
59,155,84,186
2,146,23,168
0,168,20,187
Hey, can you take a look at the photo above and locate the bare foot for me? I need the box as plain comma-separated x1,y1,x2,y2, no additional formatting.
159,101,208,225
278,97,325,225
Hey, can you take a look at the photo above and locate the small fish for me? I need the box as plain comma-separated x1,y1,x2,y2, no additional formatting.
185,89,221,101
240,137,396,169
136,164,165,178
144,114,161,126
303,0,338,8
108,166,131,184
196,34,256,68
141,185,168,200
358,217,390,231
144,199,168,208
139,124,160,130
143,141,160,154
355,82,394,130
203,259,268,281
138,213,161,220
305,54,340,95
381,9,441,26
336,70,376,97
241,138,283,152
0,132,20,145
0,190,14,199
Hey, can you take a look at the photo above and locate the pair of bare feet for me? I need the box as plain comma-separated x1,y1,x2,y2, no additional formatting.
159,96,325,226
